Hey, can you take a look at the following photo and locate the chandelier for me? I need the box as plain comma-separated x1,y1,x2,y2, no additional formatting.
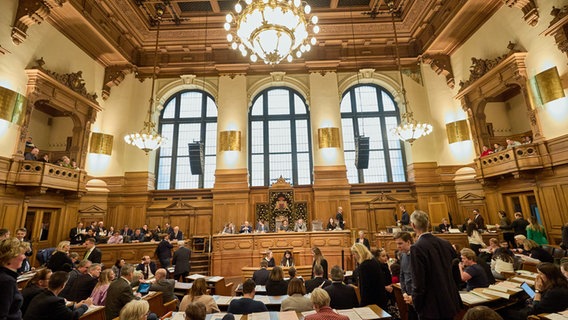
124,4,166,154
224,0,319,64
387,2,432,144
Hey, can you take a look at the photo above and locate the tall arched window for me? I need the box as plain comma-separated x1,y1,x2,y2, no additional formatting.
156,90,217,189
249,87,313,186
341,84,407,183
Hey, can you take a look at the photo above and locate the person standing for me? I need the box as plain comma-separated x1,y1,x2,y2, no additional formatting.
410,210,461,320
473,209,486,230
335,207,345,230
394,231,417,320
311,247,328,279
69,222,86,245
0,238,29,320
83,238,101,263
398,205,410,228
155,234,173,268
252,260,270,285
497,210,515,249
173,240,191,282
355,230,370,250
510,212,529,238
105,265,138,320
350,243,387,310
526,216,548,245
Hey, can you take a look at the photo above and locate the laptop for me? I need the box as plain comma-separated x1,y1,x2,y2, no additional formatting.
137,282,151,296
520,282,535,299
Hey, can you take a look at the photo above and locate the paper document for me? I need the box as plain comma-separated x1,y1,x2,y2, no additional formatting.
337,309,362,320
460,292,488,305
301,310,316,317
249,311,271,320
255,296,271,304
188,274,206,280
353,307,380,319
208,276,224,282
215,296,233,304
545,314,568,320
482,288,510,299
279,311,299,320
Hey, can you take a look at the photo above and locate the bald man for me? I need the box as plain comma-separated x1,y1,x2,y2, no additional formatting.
149,268,176,304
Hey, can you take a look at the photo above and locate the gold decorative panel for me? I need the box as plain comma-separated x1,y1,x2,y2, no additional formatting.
0,86,26,125
219,130,241,151
535,66,565,104
445,119,470,144
317,127,340,148
89,132,114,155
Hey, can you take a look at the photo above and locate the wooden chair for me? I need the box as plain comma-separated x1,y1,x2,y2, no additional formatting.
215,281,234,296
163,299,178,313
349,284,361,304
159,311,173,320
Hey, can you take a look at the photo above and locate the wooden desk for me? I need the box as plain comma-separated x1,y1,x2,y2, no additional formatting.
241,265,313,283
71,242,180,267
212,231,352,278
186,275,231,295
79,305,105,320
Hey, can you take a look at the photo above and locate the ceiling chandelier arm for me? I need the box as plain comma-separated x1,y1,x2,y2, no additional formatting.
147,8,163,127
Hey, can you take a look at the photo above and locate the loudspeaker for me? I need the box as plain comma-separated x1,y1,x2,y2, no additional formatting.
188,142,204,175
355,136,370,169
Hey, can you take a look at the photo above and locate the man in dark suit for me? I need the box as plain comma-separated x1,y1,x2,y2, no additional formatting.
252,260,270,285
170,226,183,241
69,222,85,245
228,279,268,314
473,209,485,230
136,255,158,280
121,225,133,237
59,260,91,300
82,238,101,263
67,263,101,301
438,218,452,233
172,240,191,282
305,264,331,293
355,230,370,250
155,234,173,268
149,268,176,304
410,210,461,320
24,271,91,320
324,265,359,310
105,265,138,320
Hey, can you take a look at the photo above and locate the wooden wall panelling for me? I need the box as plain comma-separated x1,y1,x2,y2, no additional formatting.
540,185,567,244
0,202,23,232
427,202,449,225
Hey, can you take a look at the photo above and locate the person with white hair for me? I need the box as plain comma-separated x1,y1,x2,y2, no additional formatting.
173,240,191,281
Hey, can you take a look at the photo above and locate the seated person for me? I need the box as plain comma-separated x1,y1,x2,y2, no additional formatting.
305,288,349,320
240,221,253,234
39,153,49,163
324,265,359,310
107,231,123,244
185,301,206,320
486,237,500,254
252,260,270,286
280,250,295,267
438,218,452,233
463,306,503,320
279,220,291,232
149,268,176,304
24,147,39,161
506,138,522,149
263,250,275,267
326,217,337,231
305,264,331,294
494,143,505,152
227,279,268,314
280,278,312,312
523,239,554,263
143,230,158,242
480,145,493,157
491,247,515,280
179,278,220,314
459,248,490,291
294,219,307,232
256,219,269,233
130,228,144,242
222,222,236,234
136,256,157,280
265,266,289,296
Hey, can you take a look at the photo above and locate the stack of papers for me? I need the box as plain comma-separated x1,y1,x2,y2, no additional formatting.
460,292,490,305
208,276,224,282
482,288,510,299
188,274,207,280
336,307,380,320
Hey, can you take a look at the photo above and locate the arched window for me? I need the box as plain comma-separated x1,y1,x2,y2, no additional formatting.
156,90,217,189
249,87,313,186
341,84,407,183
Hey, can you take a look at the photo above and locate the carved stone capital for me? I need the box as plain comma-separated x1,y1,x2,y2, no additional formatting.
503,0,539,26
11,0,65,45
102,64,134,100
421,54,455,89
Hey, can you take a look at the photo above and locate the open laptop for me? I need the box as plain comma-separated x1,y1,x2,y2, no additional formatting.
520,282,535,299
137,282,151,296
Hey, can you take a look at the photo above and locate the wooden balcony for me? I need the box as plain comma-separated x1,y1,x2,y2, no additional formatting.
14,160,87,194
476,143,549,179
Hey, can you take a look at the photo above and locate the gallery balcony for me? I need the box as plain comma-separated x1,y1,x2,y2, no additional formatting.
13,160,87,194
475,143,549,180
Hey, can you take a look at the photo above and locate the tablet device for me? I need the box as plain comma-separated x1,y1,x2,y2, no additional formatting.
137,282,151,295
520,282,535,299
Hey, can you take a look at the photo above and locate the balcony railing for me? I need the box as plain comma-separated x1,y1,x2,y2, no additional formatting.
14,161,87,193
476,143,546,179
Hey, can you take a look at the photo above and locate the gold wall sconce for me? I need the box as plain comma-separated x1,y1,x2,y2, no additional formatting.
535,66,565,104
445,119,470,144
219,130,241,151
89,132,114,155
0,86,26,125
318,127,340,148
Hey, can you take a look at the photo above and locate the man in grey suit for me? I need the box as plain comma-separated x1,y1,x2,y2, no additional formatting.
172,240,191,282
105,265,139,320
149,268,177,304
410,210,461,320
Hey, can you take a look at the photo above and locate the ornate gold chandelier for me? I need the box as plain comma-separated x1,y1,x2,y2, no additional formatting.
388,1,432,144
124,4,166,154
224,0,319,64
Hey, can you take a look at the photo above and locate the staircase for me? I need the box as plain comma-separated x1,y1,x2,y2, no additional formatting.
190,253,210,275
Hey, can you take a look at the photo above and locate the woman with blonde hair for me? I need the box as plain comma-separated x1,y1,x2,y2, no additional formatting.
90,269,115,305
351,242,387,309
311,247,328,279
179,278,219,313
0,238,29,320
47,240,73,272
119,299,149,320
266,266,288,296
523,239,553,263
527,216,548,245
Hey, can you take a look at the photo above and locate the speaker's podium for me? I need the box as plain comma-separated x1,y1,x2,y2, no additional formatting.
188,142,204,175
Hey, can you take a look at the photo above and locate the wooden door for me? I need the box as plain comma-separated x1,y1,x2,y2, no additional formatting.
504,192,542,225
24,208,60,266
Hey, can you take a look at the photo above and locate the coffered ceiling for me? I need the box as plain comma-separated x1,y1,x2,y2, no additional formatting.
43,0,504,77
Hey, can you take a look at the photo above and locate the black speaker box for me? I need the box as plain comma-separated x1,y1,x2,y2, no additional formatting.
188,142,204,175
355,136,370,169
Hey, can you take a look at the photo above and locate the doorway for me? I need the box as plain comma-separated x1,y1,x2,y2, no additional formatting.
24,208,60,266
504,192,542,225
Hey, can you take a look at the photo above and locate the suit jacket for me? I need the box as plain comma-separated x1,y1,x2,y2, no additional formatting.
83,247,102,263
47,251,74,272
136,262,158,279
69,228,84,244
265,279,288,296
23,290,88,320
170,231,183,241
252,268,270,286
324,282,359,310
356,238,370,250
410,233,461,320
280,293,313,312
59,269,81,300
474,214,486,229
305,277,331,293
69,273,98,301
121,228,133,237
156,240,173,260
173,247,191,275
357,258,387,309
150,278,176,303
105,277,136,320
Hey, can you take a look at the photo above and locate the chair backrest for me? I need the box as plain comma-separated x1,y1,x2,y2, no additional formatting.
36,247,56,266
159,311,173,320
216,282,234,296
349,284,361,304
163,300,177,313
311,220,323,231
